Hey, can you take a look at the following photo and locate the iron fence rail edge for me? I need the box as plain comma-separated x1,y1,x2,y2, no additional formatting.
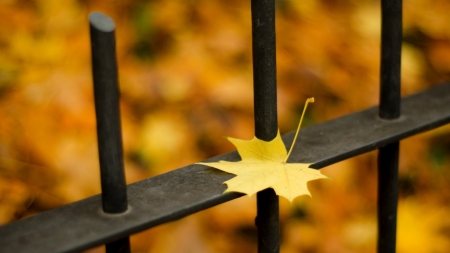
1,82,450,253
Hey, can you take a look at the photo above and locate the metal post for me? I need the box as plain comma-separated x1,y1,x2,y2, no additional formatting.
380,0,402,119
377,142,399,252
251,0,280,252
377,0,402,252
89,12,131,253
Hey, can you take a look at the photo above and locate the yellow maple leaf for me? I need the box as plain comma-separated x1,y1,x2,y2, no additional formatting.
198,98,328,202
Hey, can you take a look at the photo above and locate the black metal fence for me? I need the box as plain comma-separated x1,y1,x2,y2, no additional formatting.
2,0,450,252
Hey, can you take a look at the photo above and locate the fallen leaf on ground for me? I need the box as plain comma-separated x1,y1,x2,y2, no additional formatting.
198,98,328,202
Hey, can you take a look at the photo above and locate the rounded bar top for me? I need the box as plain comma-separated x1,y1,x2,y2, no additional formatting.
89,12,115,32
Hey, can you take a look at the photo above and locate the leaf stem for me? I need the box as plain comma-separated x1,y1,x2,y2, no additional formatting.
284,97,314,163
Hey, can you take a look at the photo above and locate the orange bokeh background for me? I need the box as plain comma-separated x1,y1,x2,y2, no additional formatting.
2,0,450,252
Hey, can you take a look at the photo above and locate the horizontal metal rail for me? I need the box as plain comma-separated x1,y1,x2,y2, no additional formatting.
1,82,450,253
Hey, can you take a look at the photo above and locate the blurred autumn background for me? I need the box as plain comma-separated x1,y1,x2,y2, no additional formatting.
2,0,450,252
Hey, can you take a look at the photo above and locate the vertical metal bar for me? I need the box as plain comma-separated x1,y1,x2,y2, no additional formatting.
380,0,402,119
377,142,399,252
378,0,402,252
89,12,131,253
251,0,280,252
105,238,131,253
